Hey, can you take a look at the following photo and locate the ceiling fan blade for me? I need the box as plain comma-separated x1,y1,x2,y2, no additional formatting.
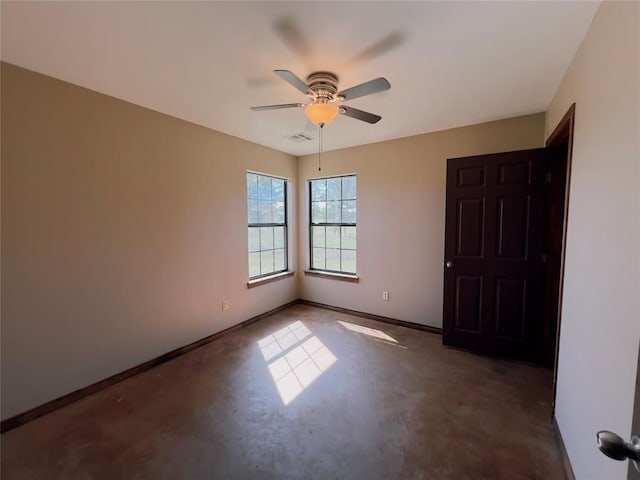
272,17,313,58
274,70,313,96
250,103,305,111
338,77,391,101
339,106,382,124
348,32,405,65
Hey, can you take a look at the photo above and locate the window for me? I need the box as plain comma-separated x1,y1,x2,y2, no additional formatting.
309,175,356,274
247,173,287,279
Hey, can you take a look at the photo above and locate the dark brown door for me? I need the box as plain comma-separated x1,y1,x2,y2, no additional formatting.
443,149,547,362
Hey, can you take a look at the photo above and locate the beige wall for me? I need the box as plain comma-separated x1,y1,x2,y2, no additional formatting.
545,2,640,479
1,63,299,420
297,114,545,326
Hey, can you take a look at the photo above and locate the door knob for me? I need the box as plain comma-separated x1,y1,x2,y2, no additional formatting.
597,430,640,471
445,261,454,268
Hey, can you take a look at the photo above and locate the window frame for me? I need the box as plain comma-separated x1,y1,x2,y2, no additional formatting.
247,172,289,280
308,174,357,275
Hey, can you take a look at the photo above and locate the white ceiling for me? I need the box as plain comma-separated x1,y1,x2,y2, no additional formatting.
1,1,599,156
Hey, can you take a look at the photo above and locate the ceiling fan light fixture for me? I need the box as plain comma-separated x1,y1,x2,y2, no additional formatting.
305,102,339,126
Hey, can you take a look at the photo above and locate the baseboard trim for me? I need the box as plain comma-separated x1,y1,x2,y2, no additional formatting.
0,299,300,434
298,299,443,335
552,417,576,480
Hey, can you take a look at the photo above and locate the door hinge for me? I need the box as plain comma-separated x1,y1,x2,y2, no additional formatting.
545,172,552,184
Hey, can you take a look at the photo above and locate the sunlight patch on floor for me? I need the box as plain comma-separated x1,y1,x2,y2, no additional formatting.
337,320,398,344
258,321,336,405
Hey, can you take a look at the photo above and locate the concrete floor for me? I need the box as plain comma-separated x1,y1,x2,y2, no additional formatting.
1,304,565,479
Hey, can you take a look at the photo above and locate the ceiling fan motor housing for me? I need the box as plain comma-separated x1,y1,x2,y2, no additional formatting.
306,71,340,101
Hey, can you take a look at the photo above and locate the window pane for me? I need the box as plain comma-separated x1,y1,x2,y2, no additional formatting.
341,250,356,273
326,201,340,223
247,173,288,279
326,178,341,201
258,175,272,200
312,180,326,201
261,250,274,274
272,179,285,203
341,200,356,224
312,226,325,248
342,176,356,200
313,248,326,270
308,175,356,275
274,249,286,271
326,226,340,248
259,202,273,223
249,252,261,278
341,226,356,250
326,249,340,271
247,174,258,199
273,201,285,224
260,227,274,250
248,199,259,224
248,227,260,252
311,201,326,223
273,226,285,249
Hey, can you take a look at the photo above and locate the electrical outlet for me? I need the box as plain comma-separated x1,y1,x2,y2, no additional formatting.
383,291,389,301
222,300,229,311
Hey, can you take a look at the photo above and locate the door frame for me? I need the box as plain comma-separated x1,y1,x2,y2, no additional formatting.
545,103,576,415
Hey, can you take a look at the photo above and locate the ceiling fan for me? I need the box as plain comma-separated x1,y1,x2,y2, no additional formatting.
250,70,391,126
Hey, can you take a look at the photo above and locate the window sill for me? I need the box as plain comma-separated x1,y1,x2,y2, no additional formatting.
304,270,359,283
247,271,295,289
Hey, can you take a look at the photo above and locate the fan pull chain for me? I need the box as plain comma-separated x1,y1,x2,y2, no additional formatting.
318,124,322,171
